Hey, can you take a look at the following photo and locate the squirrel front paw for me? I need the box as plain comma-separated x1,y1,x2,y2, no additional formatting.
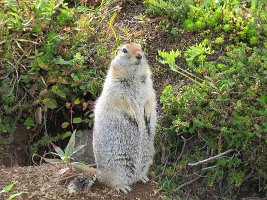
144,113,151,124
123,112,138,127
144,103,153,124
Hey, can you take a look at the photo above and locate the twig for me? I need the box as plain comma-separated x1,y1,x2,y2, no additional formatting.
58,174,79,183
153,182,165,195
7,61,19,81
14,52,26,70
172,68,203,86
21,84,35,98
173,176,202,193
176,136,186,161
188,149,235,166
40,76,47,87
14,39,29,57
175,65,204,82
44,110,48,136
202,165,217,171
0,40,6,45
32,153,43,166
10,93,26,112
7,77,17,97
197,129,208,143
70,103,74,132
185,189,191,200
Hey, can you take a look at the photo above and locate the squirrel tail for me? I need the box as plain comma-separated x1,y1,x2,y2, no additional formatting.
68,173,96,193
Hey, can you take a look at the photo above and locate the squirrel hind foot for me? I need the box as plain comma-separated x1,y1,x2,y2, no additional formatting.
140,176,150,184
68,174,96,193
115,185,132,194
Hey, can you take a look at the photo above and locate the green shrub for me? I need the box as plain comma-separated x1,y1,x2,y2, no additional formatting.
183,0,266,44
144,0,193,20
0,0,119,153
158,43,267,197
144,0,194,33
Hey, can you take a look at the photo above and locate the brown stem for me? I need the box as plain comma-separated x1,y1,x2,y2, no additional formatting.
70,103,74,132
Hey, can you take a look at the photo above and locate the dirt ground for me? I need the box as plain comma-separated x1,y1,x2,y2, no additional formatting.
0,164,166,200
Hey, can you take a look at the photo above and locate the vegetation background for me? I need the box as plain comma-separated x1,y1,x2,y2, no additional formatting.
0,0,266,199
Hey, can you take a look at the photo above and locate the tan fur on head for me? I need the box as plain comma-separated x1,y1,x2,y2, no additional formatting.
110,43,148,79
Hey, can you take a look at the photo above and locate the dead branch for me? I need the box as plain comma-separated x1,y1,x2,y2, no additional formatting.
7,61,19,81
173,176,202,192
176,136,186,161
188,149,235,166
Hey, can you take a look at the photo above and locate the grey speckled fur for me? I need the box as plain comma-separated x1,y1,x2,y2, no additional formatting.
68,43,156,194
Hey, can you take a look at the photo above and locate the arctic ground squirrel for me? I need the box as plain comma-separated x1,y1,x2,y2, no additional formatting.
68,43,157,194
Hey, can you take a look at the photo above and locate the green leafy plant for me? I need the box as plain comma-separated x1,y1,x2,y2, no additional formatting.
184,39,214,71
0,181,28,200
157,49,204,85
43,130,93,174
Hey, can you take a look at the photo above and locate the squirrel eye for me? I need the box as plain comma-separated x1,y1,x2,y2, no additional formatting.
122,48,128,53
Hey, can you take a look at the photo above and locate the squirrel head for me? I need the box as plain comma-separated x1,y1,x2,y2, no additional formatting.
110,43,148,79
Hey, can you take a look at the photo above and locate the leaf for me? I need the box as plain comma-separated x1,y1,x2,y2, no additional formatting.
73,99,80,105
72,145,85,155
41,21,47,28
0,181,17,194
109,12,117,26
51,143,65,158
23,117,35,128
71,162,96,173
43,158,64,164
63,27,71,32
8,192,28,200
22,11,29,17
62,131,72,139
55,57,71,65
39,62,48,70
76,130,82,137
254,124,261,131
43,98,57,109
58,77,68,84
64,130,76,157
47,76,56,83
52,85,66,98
61,122,69,129
207,81,218,90
73,117,82,124
108,12,118,41
71,162,91,171
65,102,71,109
82,101,88,110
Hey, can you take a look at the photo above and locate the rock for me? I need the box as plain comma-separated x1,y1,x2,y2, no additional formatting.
73,129,95,165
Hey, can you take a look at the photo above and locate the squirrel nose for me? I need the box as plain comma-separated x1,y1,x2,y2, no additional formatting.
136,54,142,60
